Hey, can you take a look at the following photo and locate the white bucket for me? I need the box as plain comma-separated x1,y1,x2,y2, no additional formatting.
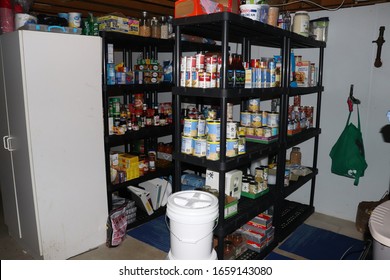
240,4,260,21
166,249,218,260
166,190,218,260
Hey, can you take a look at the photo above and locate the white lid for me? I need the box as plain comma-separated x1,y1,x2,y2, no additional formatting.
369,200,390,246
167,190,218,223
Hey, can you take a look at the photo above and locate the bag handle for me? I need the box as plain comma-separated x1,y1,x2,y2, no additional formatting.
346,104,361,130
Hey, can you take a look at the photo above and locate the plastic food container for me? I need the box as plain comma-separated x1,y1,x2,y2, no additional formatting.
310,17,329,42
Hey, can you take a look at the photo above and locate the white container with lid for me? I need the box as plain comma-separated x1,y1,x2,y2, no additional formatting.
293,11,310,37
166,190,218,260
369,200,390,259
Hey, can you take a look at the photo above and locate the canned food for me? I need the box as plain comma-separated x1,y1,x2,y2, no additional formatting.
255,127,264,137
181,135,194,154
267,112,279,127
226,138,238,157
240,111,251,127
206,120,221,142
248,98,260,112
183,118,198,137
246,127,255,136
271,127,279,136
263,127,272,137
238,136,246,155
193,137,207,157
238,126,246,136
195,53,205,70
206,141,220,161
197,117,206,137
186,56,196,71
226,121,238,139
261,111,268,126
251,112,262,127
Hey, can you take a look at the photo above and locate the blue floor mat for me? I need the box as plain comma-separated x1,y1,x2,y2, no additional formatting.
264,252,293,260
278,224,365,260
127,215,170,253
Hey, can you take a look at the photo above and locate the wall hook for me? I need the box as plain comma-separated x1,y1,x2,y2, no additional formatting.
373,26,385,68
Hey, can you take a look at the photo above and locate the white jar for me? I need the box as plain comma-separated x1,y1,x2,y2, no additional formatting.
293,11,310,37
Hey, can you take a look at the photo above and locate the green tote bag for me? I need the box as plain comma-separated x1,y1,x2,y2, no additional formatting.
329,105,368,186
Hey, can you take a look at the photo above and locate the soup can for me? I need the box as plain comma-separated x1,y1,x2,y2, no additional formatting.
181,135,194,155
183,118,198,137
197,117,206,137
238,126,246,136
193,137,207,157
248,98,260,112
226,138,238,157
206,120,220,142
226,121,238,139
261,111,268,126
240,111,252,127
251,111,262,127
255,127,264,137
238,136,246,155
263,127,272,137
267,112,279,127
206,141,220,161
246,127,255,136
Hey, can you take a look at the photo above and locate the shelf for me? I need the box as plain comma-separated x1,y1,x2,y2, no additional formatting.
105,82,173,96
174,12,326,49
174,140,279,172
109,166,172,193
281,168,318,199
279,200,315,241
215,191,275,237
100,31,175,51
107,125,174,147
172,87,283,100
289,86,324,96
286,127,321,148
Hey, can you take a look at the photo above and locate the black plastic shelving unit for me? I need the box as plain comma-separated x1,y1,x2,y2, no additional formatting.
100,31,175,229
173,12,325,260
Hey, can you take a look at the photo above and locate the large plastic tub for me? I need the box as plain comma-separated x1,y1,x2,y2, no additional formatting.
369,200,390,259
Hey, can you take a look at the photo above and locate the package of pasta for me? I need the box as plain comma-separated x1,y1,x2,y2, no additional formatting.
106,203,128,247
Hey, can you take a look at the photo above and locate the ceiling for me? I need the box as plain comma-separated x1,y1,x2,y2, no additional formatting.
29,0,390,19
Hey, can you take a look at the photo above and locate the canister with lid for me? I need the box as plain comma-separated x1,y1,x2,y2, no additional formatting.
293,11,310,37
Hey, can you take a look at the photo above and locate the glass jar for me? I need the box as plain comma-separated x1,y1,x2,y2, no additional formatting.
160,16,168,39
290,146,302,165
139,11,151,37
293,11,310,37
151,16,161,39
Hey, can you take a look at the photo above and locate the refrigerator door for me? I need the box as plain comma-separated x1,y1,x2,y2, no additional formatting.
0,32,40,255
0,35,22,241
19,31,108,259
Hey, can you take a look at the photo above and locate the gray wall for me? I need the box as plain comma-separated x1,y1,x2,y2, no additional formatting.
288,3,390,221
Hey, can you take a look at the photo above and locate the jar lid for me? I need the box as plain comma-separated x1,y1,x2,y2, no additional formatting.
295,11,309,14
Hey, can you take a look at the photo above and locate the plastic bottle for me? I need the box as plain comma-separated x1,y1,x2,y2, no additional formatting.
236,54,245,88
227,53,235,88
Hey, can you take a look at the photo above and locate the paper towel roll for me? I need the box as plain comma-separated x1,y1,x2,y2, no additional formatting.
15,13,37,30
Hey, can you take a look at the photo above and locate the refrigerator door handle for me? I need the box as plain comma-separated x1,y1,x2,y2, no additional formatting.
4,135,15,151
3,135,9,150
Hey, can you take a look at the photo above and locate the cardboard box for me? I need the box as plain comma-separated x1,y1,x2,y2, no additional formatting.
295,61,311,87
175,0,240,18
98,15,139,35
224,195,238,219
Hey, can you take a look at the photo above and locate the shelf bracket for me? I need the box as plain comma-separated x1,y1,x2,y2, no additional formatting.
373,26,385,68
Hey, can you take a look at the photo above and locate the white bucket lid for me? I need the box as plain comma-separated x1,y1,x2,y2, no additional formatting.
369,200,390,246
167,190,218,224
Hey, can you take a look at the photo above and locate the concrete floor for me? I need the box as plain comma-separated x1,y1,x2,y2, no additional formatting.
0,199,364,260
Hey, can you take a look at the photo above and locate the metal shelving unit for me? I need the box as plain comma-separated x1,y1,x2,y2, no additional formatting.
172,12,325,260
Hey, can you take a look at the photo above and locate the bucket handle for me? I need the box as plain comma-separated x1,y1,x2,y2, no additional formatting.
165,215,218,244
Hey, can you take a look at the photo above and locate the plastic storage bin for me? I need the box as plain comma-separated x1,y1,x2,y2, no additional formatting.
369,200,390,259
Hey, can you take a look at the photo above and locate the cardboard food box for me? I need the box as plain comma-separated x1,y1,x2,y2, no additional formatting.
224,195,238,219
295,61,311,87
98,15,139,35
175,0,240,18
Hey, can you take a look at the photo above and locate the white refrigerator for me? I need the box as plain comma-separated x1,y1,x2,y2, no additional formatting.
0,30,108,259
